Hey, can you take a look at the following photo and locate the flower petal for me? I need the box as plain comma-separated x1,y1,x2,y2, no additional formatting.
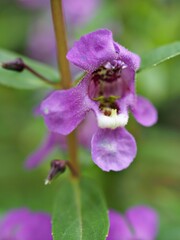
40,77,91,135
24,132,66,169
131,96,158,127
20,212,52,240
114,42,141,71
107,210,132,240
78,111,98,149
0,208,52,240
91,128,137,171
0,208,30,237
67,29,117,71
125,206,159,240
120,66,136,98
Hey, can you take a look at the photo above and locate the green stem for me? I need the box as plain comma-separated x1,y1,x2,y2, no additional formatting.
1,58,60,88
50,0,79,177
24,64,60,88
50,0,71,89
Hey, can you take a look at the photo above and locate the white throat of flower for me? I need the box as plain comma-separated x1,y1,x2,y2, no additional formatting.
97,108,129,129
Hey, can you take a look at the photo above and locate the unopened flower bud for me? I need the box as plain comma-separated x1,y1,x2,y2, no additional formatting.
1,58,25,72
45,160,66,185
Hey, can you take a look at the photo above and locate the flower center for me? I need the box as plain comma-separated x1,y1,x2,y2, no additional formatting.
89,60,130,129
89,61,124,98
89,60,129,111
97,96,119,115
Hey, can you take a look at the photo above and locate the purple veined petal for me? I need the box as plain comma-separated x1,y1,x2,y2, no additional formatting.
114,42,141,71
91,127,137,171
40,76,91,135
78,110,98,149
67,29,117,71
107,210,133,240
131,96,158,127
24,132,66,169
0,208,52,240
125,206,159,240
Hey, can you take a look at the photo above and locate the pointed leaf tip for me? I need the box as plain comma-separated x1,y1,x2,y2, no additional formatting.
139,41,180,71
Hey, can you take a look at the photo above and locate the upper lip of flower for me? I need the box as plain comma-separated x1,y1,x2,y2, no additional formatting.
65,29,141,130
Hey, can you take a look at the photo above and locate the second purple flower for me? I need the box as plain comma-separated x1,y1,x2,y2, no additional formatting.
41,29,157,172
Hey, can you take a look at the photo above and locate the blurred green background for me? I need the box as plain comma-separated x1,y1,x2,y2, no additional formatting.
0,0,179,239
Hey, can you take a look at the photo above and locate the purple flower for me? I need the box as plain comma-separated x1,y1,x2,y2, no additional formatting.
27,15,56,65
107,206,159,240
21,0,100,64
0,208,52,240
18,0,100,26
25,111,97,169
25,132,66,169
41,29,157,172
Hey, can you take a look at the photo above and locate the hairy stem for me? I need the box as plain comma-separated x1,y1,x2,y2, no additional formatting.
50,0,79,177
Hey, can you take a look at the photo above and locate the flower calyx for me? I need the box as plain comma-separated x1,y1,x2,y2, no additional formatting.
45,159,66,185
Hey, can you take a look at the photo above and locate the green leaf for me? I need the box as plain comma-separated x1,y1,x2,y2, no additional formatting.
0,49,59,89
52,178,109,240
139,42,180,71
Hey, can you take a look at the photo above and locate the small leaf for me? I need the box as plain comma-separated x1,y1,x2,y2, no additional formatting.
0,49,59,89
52,178,109,240
139,42,180,71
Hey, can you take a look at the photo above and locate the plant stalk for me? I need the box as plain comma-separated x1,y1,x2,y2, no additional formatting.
50,0,79,177
24,64,60,87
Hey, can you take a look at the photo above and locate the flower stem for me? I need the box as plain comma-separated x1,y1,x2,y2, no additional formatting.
50,0,79,177
50,0,71,89
24,63,60,87
1,58,60,87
